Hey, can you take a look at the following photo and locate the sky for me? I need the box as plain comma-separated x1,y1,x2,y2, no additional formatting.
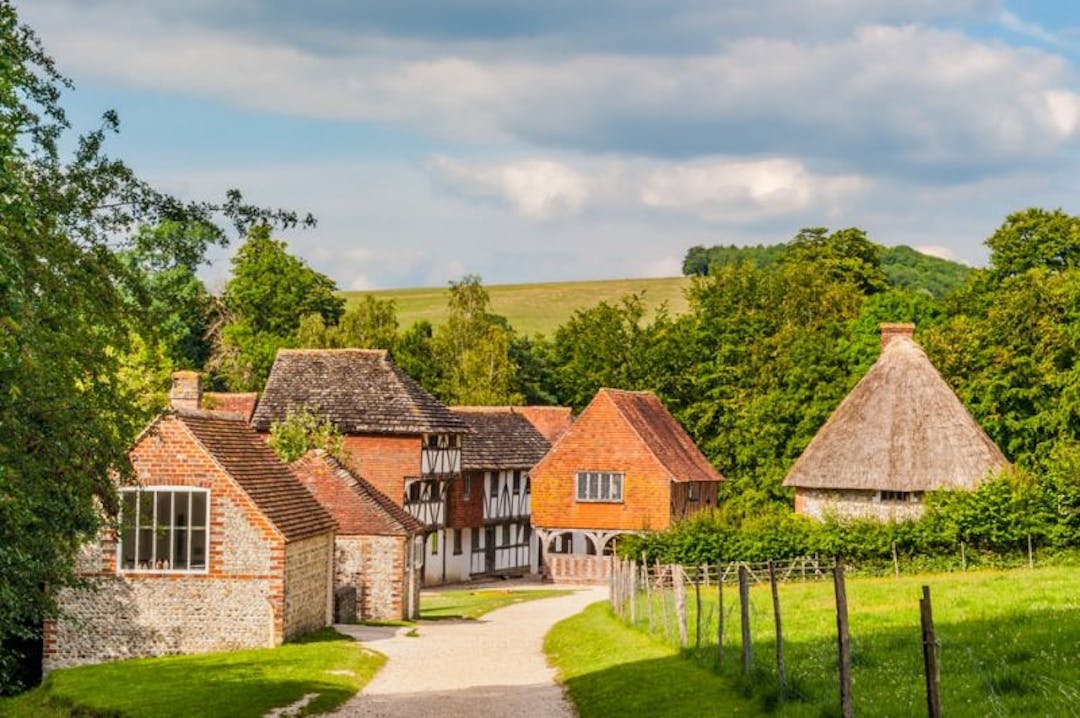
14,0,1080,290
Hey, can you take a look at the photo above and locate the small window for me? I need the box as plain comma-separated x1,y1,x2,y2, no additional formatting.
472,527,481,550
502,524,511,545
453,529,463,555
687,482,700,501
512,470,522,495
880,490,913,503
489,472,499,497
430,532,439,556
463,475,471,500
524,475,531,495
406,481,421,503
575,471,626,503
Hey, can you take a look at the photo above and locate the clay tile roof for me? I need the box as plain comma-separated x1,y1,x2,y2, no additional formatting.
603,389,723,483
291,450,423,536
202,392,259,421
451,407,552,470
783,336,1009,492
251,349,469,435
177,410,336,541
511,406,574,444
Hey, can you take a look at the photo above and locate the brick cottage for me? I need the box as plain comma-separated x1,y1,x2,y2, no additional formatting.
530,388,723,583
44,381,336,671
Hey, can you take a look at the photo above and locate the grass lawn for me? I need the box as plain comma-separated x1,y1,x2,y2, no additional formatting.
547,566,1080,717
342,276,691,336
0,629,384,718
421,588,574,620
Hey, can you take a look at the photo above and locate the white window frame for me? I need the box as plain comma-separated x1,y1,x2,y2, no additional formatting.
117,486,210,575
575,471,625,503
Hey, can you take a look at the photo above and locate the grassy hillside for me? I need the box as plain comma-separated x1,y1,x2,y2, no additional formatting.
342,277,691,337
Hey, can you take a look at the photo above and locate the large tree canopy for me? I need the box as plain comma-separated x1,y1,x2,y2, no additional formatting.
0,3,311,691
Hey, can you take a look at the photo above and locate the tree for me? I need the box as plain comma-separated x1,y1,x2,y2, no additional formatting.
212,226,341,390
295,295,400,350
267,407,344,464
986,208,1080,280
433,275,521,405
0,3,311,691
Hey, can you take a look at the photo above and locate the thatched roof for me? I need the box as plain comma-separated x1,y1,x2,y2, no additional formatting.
451,407,551,470
251,349,469,435
783,334,1008,492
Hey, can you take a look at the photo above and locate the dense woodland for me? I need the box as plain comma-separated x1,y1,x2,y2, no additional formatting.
2,2,1080,692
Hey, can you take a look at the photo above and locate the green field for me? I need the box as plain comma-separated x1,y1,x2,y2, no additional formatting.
546,566,1080,717
0,629,383,718
342,276,691,336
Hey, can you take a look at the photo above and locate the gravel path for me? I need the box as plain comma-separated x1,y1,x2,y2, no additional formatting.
332,584,607,718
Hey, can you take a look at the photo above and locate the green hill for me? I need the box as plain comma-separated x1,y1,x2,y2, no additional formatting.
341,277,691,337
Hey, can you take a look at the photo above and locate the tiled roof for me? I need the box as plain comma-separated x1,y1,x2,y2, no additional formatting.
202,392,258,421
251,349,469,435
603,389,723,483
512,406,574,444
291,450,423,536
451,407,552,470
177,411,336,541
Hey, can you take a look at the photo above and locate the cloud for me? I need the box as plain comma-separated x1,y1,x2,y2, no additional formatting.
20,2,1080,181
998,9,1058,44
427,157,593,219
639,158,868,222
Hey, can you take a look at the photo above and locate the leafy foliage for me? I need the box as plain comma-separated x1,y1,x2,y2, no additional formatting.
267,407,345,464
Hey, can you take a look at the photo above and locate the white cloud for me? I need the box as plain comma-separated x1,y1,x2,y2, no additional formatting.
639,158,867,222
427,157,593,219
998,9,1058,44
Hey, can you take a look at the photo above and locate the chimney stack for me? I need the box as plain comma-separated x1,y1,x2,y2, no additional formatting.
169,371,202,411
880,323,915,350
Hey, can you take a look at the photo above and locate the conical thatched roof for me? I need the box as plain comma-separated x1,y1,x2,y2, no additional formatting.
783,332,1008,492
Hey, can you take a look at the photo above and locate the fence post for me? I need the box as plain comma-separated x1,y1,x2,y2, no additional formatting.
675,565,689,648
629,559,638,625
738,565,752,674
833,562,854,718
716,563,724,671
892,540,900,578
1027,533,1034,569
920,585,942,718
695,567,703,650
658,562,671,643
960,541,967,571
643,554,654,633
768,560,787,701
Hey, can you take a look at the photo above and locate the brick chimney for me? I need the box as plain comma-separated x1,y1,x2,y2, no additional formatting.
169,371,202,411
880,323,915,350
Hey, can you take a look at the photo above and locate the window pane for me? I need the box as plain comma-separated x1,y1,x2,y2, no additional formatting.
612,474,623,501
600,473,611,500
138,491,154,525
589,473,599,499
490,473,499,496
156,491,171,526
191,492,207,528
576,474,587,500
524,475,531,495
138,527,154,568
190,529,207,569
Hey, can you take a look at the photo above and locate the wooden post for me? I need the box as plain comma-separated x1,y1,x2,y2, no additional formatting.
1027,533,1034,569
643,554,654,633
675,565,689,648
891,540,900,578
695,567,703,650
920,585,942,718
738,565,752,674
658,562,671,642
833,562,854,718
768,560,787,700
629,560,638,625
960,541,967,571
717,563,724,671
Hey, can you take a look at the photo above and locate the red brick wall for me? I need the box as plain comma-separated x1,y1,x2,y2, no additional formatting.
531,392,675,531
341,434,420,506
447,470,484,529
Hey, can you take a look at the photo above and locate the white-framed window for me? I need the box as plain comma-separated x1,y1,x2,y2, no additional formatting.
575,471,624,503
119,487,209,573
687,482,700,501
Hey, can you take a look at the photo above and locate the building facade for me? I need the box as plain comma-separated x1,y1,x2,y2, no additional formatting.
530,388,723,582
45,384,336,671
251,349,470,585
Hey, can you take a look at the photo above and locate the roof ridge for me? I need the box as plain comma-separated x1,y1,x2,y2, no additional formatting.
276,348,388,356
